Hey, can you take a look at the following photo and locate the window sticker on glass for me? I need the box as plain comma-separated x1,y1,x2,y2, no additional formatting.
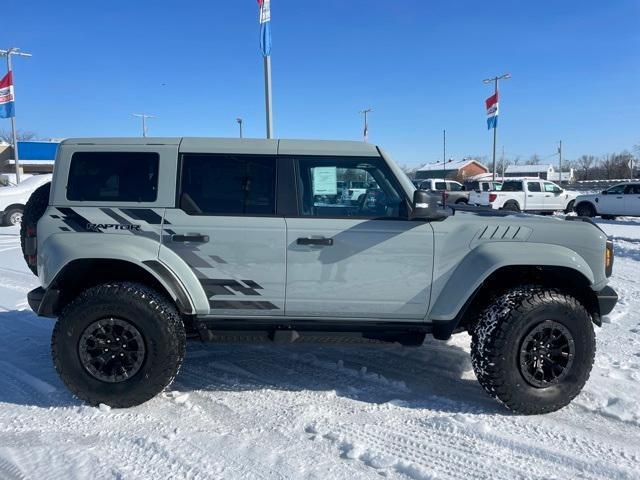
313,167,338,195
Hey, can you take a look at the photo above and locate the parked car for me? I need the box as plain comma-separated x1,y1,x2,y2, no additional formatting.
472,179,578,213
24,137,616,414
417,178,470,204
574,182,640,219
466,180,502,206
0,174,53,226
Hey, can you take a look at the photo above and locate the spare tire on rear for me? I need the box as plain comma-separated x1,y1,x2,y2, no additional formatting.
20,182,51,276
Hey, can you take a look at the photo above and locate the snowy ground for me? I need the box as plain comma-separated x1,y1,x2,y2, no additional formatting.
0,220,639,480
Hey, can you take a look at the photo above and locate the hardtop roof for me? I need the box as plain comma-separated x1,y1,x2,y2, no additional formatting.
60,137,380,157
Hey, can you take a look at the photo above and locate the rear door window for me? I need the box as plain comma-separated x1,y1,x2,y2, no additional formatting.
67,152,159,202
501,181,523,191
527,182,542,192
179,154,276,215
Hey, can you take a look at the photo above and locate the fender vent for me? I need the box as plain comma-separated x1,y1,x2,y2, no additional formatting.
471,224,532,247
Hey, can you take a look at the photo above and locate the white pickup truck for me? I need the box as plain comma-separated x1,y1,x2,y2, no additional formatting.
467,180,502,206
472,179,578,213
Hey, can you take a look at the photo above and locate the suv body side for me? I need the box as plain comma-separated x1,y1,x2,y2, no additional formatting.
35,138,611,338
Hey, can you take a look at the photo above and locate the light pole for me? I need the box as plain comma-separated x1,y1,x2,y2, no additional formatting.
442,129,446,179
132,113,156,137
557,140,563,185
0,47,32,184
360,108,372,142
483,73,511,182
236,117,243,138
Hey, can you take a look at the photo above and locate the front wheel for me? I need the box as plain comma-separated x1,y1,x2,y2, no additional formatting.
471,287,595,414
564,200,575,214
575,202,596,218
52,282,186,408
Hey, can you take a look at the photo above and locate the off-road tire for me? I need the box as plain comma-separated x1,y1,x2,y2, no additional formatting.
52,282,186,408
503,201,520,213
564,200,575,214
20,182,51,275
470,286,595,414
455,199,468,205
575,202,596,218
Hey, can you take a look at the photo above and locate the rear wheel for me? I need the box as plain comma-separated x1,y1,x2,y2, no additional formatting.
503,201,520,212
575,202,596,218
471,287,595,414
3,207,23,226
52,282,186,408
20,182,50,275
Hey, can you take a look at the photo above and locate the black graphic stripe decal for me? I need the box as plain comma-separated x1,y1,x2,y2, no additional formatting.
210,300,278,310
56,207,101,233
200,279,263,297
101,208,133,225
120,208,166,225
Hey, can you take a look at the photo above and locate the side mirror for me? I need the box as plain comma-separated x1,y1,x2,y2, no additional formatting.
411,189,446,220
601,190,608,195
460,186,466,191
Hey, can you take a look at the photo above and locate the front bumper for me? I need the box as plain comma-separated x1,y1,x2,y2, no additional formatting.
596,285,618,316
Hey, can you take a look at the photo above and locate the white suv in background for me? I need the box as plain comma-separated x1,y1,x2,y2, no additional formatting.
575,182,640,219
0,174,53,226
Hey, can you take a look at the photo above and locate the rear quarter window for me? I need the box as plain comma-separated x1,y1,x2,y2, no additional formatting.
501,181,523,192
67,152,159,202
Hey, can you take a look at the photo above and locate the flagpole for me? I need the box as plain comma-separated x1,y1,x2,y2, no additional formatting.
483,73,511,183
7,55,19,184
264,55,273,139
492,78,498,182
1,47,32,184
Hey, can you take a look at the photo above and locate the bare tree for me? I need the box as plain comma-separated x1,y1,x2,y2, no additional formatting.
576,155,596,180
0,130,37,143
526,154,541,165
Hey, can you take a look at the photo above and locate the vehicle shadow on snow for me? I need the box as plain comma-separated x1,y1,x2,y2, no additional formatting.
0,309,505,415
0,310,81,409
176,337,507,415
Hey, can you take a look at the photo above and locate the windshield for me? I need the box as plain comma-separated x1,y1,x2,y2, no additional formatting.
378,148,416,197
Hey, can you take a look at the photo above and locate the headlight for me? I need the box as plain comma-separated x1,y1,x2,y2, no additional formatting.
605,239,614,277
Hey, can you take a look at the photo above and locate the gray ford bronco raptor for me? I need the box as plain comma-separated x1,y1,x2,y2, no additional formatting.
23,137,617,413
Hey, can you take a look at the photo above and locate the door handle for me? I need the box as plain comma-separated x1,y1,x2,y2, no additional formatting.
297,237,333,246
171,234,209,243
616,196,623,199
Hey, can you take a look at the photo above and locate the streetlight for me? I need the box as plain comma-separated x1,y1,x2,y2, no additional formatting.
131,113,156,137
359,108,373,142
236,117,243,138
483,73,511,181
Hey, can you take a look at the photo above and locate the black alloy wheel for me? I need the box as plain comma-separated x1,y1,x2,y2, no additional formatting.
519,320,575,388
78,317,146,383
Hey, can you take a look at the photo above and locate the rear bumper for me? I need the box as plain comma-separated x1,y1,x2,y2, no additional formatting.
596,285,618,316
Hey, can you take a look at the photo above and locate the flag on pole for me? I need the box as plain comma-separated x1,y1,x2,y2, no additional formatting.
363,121,368,142
485,92,498,130
0,72,15,119
258,0,272,57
